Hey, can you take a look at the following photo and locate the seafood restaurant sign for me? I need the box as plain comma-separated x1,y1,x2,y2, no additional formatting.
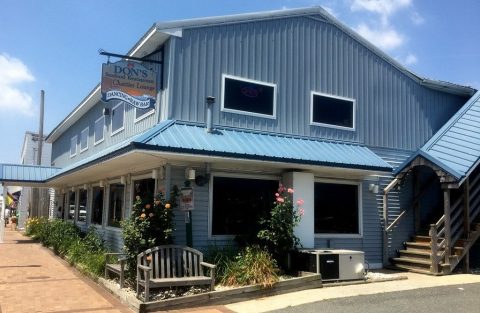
101,61,157,109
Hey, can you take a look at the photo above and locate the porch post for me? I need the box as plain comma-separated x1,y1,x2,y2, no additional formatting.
382,192,389,266
463,178,470,273
0,187,6,243
413,171,421,233
443,188,451,265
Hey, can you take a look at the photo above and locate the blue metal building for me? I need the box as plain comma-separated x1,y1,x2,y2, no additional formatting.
1,7,478,271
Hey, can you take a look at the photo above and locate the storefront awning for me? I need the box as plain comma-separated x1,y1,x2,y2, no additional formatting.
0,164,60,187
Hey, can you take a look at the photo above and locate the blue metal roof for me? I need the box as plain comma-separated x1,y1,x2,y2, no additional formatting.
134,121,392,171
0,164,60,183
394,91,480,181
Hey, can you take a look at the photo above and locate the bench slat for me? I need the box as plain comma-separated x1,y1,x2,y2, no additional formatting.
154,251,159,278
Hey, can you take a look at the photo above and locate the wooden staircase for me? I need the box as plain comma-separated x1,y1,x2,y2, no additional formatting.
390,171,480,275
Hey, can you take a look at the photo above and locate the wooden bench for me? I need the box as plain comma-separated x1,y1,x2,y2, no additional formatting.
105,252,127,288
136,245,216,301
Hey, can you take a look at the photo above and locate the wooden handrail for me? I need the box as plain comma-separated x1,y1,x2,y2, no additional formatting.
435,215,445,228
385,210,407,232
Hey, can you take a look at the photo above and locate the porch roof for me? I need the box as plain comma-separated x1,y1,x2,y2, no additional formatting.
0,164,60,186
134,120,392,172
394,91,480,183
1,120,392,186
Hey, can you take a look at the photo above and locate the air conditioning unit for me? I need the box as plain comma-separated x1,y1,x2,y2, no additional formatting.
297,249,365,281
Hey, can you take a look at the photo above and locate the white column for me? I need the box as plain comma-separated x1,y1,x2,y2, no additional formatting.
282,172,314,248
0,188,6,243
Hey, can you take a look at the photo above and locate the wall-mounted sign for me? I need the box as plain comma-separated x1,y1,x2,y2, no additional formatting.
101,60,157,109
179,187,194,211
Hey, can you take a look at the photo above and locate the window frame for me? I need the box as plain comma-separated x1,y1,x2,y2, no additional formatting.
80,127,89,153
313,178,363,239
76,187,88,224
70,135,77,157
134,106,155,123
111,102,125,136
208,172,280,239
310,91,356,131
90,184,104,226
221,74,277,119
106,179,125,230
94,116,105,146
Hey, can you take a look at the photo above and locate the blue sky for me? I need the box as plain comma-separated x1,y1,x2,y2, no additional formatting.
0,0,479,165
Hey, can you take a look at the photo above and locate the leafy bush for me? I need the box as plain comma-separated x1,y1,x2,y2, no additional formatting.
204,244,238,283
24,219,107,277
258,185,304,268
121,187,179,279
220,246,279,288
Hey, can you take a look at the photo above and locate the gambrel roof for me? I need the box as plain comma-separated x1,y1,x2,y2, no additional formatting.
46,7,476,143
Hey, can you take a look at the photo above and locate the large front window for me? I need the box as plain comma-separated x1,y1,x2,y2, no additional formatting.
78,188,87,222
108,183,124,227
132,178,155,205
211,176,278,236
314,182,360,234
311,92,355,130
68,191,76,220
91,186,104,225
221,75,276,119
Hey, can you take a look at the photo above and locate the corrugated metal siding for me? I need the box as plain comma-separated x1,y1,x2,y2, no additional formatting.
51,51,163,169
169,16,467,151
0,164,60,182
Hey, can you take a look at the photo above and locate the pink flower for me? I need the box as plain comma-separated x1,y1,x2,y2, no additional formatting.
296,199,305,206
275,193,280,197
276,197,284,203
298,208,305,216
287,188,294,193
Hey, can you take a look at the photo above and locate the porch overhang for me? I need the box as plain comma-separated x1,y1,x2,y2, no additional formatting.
0,164,60,187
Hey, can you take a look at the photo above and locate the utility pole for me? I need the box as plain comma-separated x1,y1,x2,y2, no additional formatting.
37,90,44,166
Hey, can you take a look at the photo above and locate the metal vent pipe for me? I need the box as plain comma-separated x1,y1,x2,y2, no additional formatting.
206,96,215,133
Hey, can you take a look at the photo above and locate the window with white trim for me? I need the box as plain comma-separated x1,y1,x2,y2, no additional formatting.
94,116,105,145
78,188,87,222
311,92,355,130
70,135,77,157
221,74,276,119
111,102,125,135
80,127,88,152
108,183,124,227
211,176,278,236
314,181,360,235
135,106,155,122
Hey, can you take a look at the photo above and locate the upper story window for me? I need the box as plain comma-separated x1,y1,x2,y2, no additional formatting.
111,102,125,136
221,74,276,119
80,127,89,152
311,92,355,130
70,135,77,157
94,116,105,145
135,106,155,123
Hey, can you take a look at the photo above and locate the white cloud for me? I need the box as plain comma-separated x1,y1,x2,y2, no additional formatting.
0,53,35,116
397,53,418,65
410,11,424,25
355,23,404,50
322,6,338,18
351,0,411,25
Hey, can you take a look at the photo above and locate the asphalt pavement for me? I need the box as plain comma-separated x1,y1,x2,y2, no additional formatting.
268,283,480,313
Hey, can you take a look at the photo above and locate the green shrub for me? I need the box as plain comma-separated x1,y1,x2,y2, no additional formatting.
24,219,106,277
258,185,304,269
204,244,238,283
121,187,178,279
221,246,279,288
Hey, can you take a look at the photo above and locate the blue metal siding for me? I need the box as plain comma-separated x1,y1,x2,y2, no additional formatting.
51,51,163,168
0,164,60,182
169,16,467,151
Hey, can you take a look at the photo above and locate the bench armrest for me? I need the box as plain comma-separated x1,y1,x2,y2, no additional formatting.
200,262,216,269
138,264,152,272
105,252,126,256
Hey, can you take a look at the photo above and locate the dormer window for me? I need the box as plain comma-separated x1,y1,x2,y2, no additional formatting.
311,92,355,130
221,74,276,119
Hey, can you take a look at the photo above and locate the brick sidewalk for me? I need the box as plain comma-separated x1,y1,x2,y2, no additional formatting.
0,228,133,313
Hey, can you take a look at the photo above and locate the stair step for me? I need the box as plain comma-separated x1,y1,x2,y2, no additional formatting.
399,250,431,259
389,264,433,275
413,235,433,243
392,257,431,266
405,242,431,250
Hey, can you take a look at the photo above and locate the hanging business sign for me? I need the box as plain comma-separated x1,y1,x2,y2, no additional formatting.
101,60,157,109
